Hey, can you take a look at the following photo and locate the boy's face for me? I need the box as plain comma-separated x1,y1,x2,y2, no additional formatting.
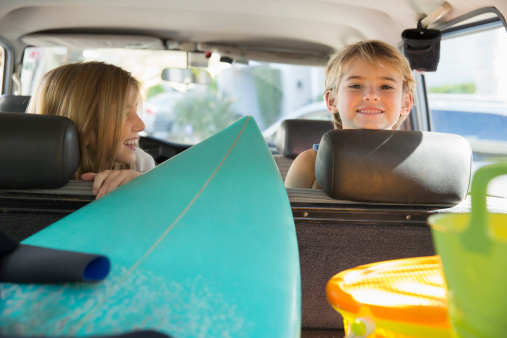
325,58,412,130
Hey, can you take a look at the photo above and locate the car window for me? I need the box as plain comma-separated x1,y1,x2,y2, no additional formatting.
424,23,507,163
0,45,4,94
20,47,325,145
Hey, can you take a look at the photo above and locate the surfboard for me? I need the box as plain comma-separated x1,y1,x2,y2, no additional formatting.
0,116,301,337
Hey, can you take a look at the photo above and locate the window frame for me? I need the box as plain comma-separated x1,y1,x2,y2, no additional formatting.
0,36,15,95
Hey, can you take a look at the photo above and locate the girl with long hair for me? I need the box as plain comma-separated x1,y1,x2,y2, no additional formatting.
27,61,155,198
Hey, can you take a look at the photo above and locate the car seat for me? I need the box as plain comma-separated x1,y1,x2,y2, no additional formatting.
288,128,474,333
0,112,92,241
0,94,31,113
0,112,80,189
273,119,333,181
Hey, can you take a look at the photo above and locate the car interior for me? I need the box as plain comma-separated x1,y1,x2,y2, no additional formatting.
1,0,507,337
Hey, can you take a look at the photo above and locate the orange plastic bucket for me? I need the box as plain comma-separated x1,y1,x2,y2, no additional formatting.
326,256,451,337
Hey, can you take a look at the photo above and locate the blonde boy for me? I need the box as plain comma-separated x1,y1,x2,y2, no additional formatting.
285,40,416,189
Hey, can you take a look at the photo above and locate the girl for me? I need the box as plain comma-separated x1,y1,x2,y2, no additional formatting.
284,40,416,189
27,61,155,198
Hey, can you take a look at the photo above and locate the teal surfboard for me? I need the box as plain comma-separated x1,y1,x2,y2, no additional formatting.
0,116,301,337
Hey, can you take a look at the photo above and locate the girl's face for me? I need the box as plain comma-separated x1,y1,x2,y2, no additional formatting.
114,94,145,164
326,58,412,130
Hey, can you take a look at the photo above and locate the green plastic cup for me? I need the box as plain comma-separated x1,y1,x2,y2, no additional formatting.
428,162,507,337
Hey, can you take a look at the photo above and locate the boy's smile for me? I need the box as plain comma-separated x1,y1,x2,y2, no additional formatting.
326,58,412,130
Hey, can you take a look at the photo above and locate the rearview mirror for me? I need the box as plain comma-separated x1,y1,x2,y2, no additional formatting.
161,68,212,85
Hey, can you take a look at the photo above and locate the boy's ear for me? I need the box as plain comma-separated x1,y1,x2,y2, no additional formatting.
400,92,413,116
324,90,338,114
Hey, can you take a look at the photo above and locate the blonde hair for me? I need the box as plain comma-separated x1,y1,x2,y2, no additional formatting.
324,40,416,130
26,61,141,178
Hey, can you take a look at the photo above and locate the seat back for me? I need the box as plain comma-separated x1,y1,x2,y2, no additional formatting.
293,130,474,332
273,119,333,181
315,129,472,205
0,95,31,113
0,113,80,189
275,119,333,159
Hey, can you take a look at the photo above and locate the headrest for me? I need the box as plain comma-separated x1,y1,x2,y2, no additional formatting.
315,129,472,205
0,113,80,189
0,95,31,113
275,119,333,159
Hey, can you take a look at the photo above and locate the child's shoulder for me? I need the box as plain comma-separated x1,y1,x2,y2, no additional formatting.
295,148,318,162
285,147,319,189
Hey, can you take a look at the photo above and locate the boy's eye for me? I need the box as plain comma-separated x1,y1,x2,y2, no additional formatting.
380,85,394,90
348,84,362,89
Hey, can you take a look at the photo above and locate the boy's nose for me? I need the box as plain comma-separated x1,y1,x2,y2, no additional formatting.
363,88,380,101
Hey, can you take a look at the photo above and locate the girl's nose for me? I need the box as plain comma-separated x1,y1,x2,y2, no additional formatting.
133,112,146,132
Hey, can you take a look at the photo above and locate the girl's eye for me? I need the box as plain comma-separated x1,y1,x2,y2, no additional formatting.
380,85,394,90
349,84,361,89
125,106,136,117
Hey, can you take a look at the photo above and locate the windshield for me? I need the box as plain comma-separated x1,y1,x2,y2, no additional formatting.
21,47,326,145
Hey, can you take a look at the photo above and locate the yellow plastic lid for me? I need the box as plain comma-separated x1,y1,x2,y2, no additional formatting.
326,256,450,329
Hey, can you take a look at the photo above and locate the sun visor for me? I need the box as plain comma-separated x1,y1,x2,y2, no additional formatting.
21,33,165,50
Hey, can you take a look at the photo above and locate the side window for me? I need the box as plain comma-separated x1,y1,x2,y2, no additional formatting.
0,45,4,94
424,23,507,162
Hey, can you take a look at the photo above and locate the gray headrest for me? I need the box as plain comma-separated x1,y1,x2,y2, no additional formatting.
275,119,333,158
315,129,472,205
0,113,80,189
0,95,31,113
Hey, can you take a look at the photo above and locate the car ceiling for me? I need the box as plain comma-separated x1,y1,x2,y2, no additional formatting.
0,0,505,66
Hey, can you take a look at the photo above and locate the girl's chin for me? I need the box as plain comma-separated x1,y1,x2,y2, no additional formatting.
114,155,136,165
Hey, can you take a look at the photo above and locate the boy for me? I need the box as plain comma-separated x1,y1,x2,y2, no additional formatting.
284,40,416,189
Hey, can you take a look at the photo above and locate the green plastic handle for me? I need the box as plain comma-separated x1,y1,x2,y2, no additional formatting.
464,162,507,253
